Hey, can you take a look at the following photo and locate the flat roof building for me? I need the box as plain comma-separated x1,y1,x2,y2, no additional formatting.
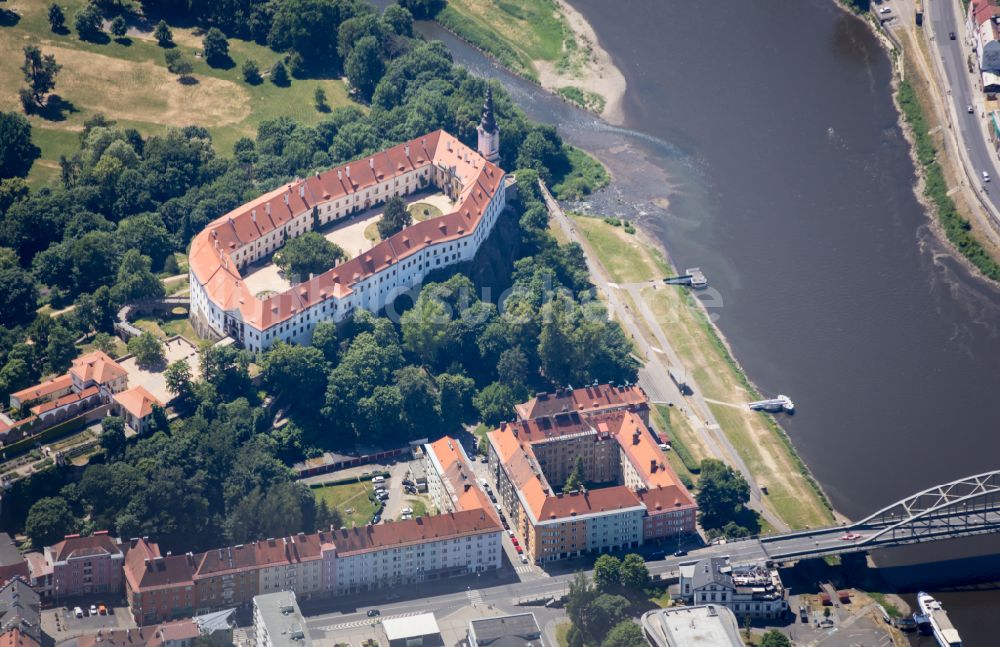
468,613,546,647
252,591,311,647
641,606,745,647
382,613,441,647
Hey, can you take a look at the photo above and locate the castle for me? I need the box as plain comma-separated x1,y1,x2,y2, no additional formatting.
189,91,505,351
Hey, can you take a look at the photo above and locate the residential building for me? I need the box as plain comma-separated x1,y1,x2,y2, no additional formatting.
330,509,502,593
641,606,745,647
188,94,507,352
487,389,696,564
31,532,125,602
468,612,546,647
252,591,311,647
678,558,788,620
0,628,39,647
968,0,1000,91
112,386,163,434
424,436,495,516
123,539,196,626
513,385,649,425
0,535,27,585
0,577,40,642
70,621,201,647
9,375,73,411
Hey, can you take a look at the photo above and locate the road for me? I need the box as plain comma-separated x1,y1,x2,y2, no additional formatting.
539,182,788,532
921,0,1000,231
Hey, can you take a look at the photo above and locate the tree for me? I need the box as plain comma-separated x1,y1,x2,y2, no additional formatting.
397,0,444,19
346,35,383,100
314,87,329,112
45,325,77,374
164,359,192,398
376,196,410,239
696,458,753,532
311,321,339,363
111,250,165,304
91,332,117,355
202,28,229,67
619,553,649,590
496,346,527,389
585,594,630,642
242,58,262,84
100,415,127,457
25,497,75,548
564,455,584,492
438,372,475,431
270,60,289,86
382,4,413,37
262,343,328,408
473,382,518,426
274,232,344,280
48,4,66,33
593,555,622,592
21,45,61,110
164,49,193,81
154,20,173,47
760,631,792,647
128,331,165,368
110,15,128,40
74,5,104,41
601,622,645,647
0,113,40,180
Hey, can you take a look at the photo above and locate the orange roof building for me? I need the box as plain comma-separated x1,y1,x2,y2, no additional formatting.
113,386,163,433
189,119,507,352
9,374,73,410
424,437,497,519
69,351,128,391
487,387,697,564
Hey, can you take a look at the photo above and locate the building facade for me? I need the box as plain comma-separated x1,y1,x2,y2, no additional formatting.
28,532,126,602
188,108,507,352
678,558,788,620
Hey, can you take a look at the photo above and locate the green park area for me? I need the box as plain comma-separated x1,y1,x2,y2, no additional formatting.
312,480,379,529
571,215,833,530
1,0,351,186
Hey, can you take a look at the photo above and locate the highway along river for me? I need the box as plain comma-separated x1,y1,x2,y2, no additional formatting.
401,0,1000,642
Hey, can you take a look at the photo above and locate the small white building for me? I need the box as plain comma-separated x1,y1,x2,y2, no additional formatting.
383,613,441,647
678,557,788,620
252,591,311,647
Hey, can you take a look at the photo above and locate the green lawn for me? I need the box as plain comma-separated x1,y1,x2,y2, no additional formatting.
408,202,443,220
554,622,572,647
647,587,671,608
2,0,353,186
436,0,573,81
133,310,203,343
313,480,378,528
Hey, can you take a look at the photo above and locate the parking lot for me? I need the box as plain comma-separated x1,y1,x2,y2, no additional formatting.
41,602,136,640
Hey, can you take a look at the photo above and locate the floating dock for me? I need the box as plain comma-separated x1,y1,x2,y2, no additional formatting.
663,267,708,289
748,395,794,413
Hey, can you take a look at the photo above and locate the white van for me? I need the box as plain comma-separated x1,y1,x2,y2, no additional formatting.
372,475,385,484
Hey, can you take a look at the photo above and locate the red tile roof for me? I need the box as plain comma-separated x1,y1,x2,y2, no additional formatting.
331,509,500,556
514,384,648,420
0,629,39,647
536,487,644,521
10,374,72,404
69,351,126,386
29,386,99,416
123,539,194,593
425,437,496,517
113,386,162,420
48,532,123,563
189,130,505,332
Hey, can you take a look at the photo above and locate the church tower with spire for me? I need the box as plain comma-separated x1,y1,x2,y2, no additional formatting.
477,86,500,164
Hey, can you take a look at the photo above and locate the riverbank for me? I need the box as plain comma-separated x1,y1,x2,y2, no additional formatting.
434,0,625,123
562,213,835,531
843,1,1000,284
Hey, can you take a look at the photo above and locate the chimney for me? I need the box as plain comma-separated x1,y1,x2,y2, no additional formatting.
266,202,271,216
299,185,305,199
650,459,657,473
405,144,410,157
283,192,290,206
338,169,343,181
369,158,375,169
251,209,256,223
633,431,640,445
346,165,350,178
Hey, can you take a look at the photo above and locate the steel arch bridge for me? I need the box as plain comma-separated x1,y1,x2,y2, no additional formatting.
761,469,1000,561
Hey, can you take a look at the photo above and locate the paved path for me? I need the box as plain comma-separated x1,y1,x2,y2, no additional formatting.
539,182,788,532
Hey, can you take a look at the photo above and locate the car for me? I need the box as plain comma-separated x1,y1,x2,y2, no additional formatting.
98,604,107,615
511,536,519,545
74,607,84,619
878,7,891,13
89,604,98,616
840,532,863,540
673,549,687,557
367,609,380,617
377,493,389,501
520,554,529,564
950,31,956,40
402,479,414,487
516,545,523,554
658,443,670,451
372,476,385,484
479,455,488,463
401,506,412,515
983,171,991,182
968,104,975,114
506,529,515,537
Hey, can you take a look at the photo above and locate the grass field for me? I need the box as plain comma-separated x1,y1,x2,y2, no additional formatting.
312,480,378,528
571,215,833,530
408,202,442,220
133,309,203,342
436,0,574,81
2,0,352,186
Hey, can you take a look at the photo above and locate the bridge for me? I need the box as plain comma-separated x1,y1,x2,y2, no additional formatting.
757,469,1000,562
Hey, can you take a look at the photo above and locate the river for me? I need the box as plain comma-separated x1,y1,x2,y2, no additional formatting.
399,0,1000,642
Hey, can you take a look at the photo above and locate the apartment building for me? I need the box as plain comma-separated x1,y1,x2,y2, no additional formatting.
189,92,507,351
424,436,495,516
26,532,125,602
123,539,196,626
487,387,696,564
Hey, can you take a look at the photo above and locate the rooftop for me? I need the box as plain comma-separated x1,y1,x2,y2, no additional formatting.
113,386,163,420
383,613,439,641
468,613,545,647
0,577,41,641
9,374,73,405
48,531,123,563
0,534,22,569
69,350,127,386
642,606,745,647
514,385,648,420
253,591,310,647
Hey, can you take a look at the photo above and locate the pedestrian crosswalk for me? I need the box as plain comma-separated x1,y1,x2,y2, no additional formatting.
514,564,534,575
466,588,483,604
318,611,420,632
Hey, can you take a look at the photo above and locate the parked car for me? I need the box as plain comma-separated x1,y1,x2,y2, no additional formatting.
515,545,523,554
402,479,414,487
367,609,380,617
372,476,385,484
74,607,84,619
520,554,529,564
983,171,991,182
479,455,488,463
89,604,98,616
401,506,413,515
506,529,515,537
98,604,107,615
878,6,891,13
950,31,956,40
673,549,687,557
